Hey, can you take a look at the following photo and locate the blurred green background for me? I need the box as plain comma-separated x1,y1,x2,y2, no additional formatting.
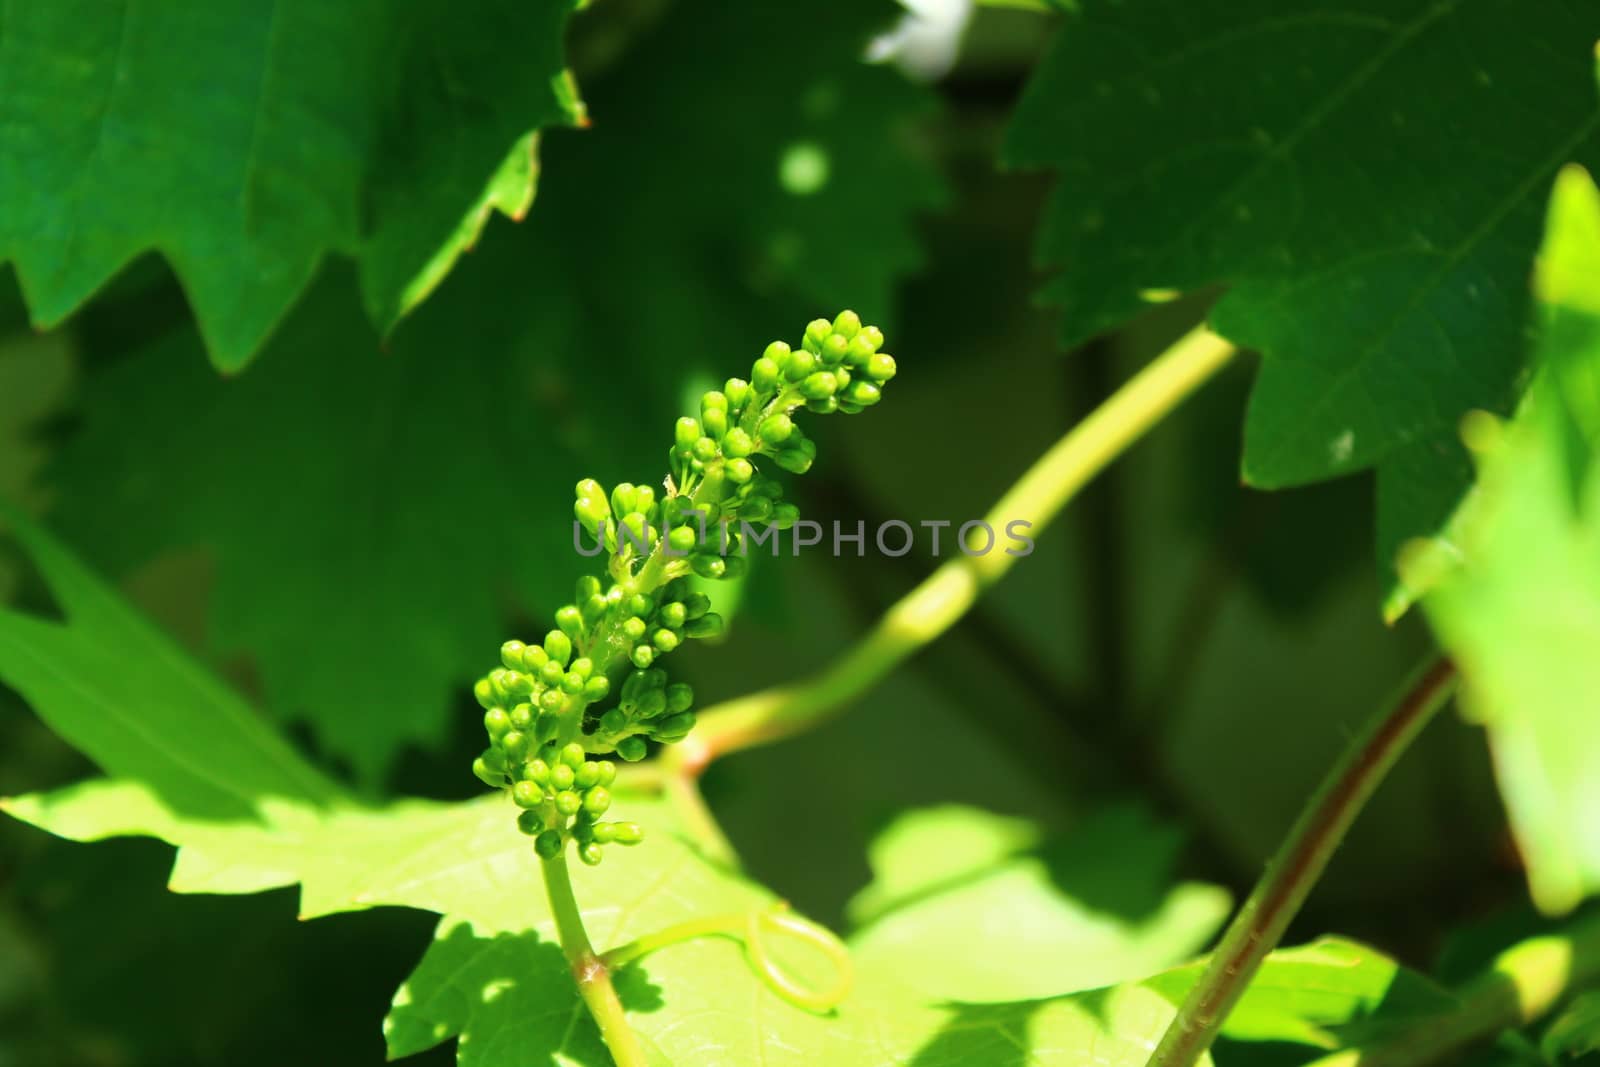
0,2,1527,1064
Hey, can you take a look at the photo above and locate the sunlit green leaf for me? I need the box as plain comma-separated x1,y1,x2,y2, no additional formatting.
1145,937,1457,1049
848,804,1231,1002
1422,165,1600,915
0,503,340,818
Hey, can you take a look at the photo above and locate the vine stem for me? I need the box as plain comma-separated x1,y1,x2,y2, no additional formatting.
1303,911,1600,1067
1146,657,1459,1067
600,904,855,1013
661,323,1239,777
540,849,649,1067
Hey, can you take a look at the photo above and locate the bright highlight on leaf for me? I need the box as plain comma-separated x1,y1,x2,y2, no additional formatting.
848,805,1231,1003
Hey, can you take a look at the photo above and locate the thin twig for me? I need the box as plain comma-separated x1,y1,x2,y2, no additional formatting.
1146,657,1460,1067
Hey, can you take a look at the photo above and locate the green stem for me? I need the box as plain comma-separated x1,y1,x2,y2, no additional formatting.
1304,912,1600,1067
540,849,648,1067
664,323,1238,772
601,912,750,969
1146,657,1459,1067
601,904,854,1013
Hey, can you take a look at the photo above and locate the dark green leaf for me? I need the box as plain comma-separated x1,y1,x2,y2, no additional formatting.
1544,991,1600,1060
1005,0,1600,611
0,0,582,369
0,326,73,600
45,259,638,782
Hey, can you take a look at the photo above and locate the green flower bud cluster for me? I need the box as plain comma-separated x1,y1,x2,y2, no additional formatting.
473,312,898,863
472,629,606,751
673,309,894,491
476,740,641,866
590,660,699,755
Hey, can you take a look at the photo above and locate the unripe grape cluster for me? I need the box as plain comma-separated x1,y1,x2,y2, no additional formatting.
473,312,897,863
477,740,641,866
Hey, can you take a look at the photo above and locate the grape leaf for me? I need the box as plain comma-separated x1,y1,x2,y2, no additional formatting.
17,779,1195,1065
0,499,349,887
382,853,1444,1065
0,505,1454,1065
1004,0,1600,612
0,500,335,809
843,808,1452,1054
0,0,582,371
847,804,1231,1003
847,803,1041,924
387,885,1446,1065
42,0,942,780
1421,165,1600,916
44,256,650,783
389,923,1213,1067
